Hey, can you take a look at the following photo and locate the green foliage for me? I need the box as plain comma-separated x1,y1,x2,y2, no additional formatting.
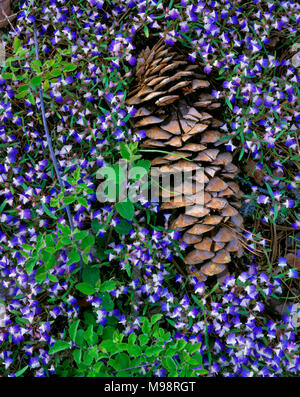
17,167,102,281
53,315,208,377
21,222,92,281
115,200,134,221
1,0,299,380
49,340,71,355
5,38,78,103
98,150,150,221
50,168,93,211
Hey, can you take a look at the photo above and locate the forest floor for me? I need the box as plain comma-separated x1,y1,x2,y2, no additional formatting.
0,0,299,377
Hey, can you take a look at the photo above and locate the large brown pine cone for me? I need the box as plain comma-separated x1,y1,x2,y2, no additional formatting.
126,39,245,283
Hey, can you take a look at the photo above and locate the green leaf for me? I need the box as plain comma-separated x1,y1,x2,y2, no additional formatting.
15,91,28,99
48,274,58,283
108,352,130,370
28,93,35,106
14,37,21,53
193,352,203,365
91,219,103,234
74,230,89,242
120,142,131,160
61,236,73,245
17,84,29,94
80,234,95,252
82,266,100,287
15,365,28,377
99,339,116,354
73,349,81,365
45,234,55,247
128,344,141,358
31,59,42,67
25,259,36,274
63,194,76,205
42,203,57,220
115,200,134,221
78,197,88,208
98,292,114,312
165,318,176,328
2,72,13,79
73,168,81,181
141,317,151,334
158,327,164,338
144,345,164,357
195,368,209,375
163,357,177,372
22,244,33,251
238,147,245,161
45,255,55,270
75,283,95,296
84,325,98,345
128,333,137,345
69,319,81,342
150,313,162,326
166,347,177,357
35,271,47,283
43,80,50,90
49,340,71,354
138,334,149,346
176,339,187,351
49,69,62,78
115,219,132,235
129,154,142,162
225,96,233,110
30,63,41,74
102,326,115,340
99,280,116,292
66,248,81,265
64,64,77,72
56,238,67,251
116,343,128,352
89,346,99,361
186,342,202,354
180,365,193,377
83,350,94,365
144,25,149,38
135,159,151,173
58,224,71,236
30,75,42,87
265,182,275,200
84,311,97,327
184,355,199,366
75,329,85,347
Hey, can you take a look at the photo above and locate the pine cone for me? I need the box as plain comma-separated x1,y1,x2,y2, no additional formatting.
126,40,244,283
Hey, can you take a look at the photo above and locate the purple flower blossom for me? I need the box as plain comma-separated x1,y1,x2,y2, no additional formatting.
278,257,287,268
288,269,298,279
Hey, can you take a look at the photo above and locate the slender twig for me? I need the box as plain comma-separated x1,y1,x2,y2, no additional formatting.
104,212,117,250
32,21,74,233
32,21,85,277
130,263,141,322
0,10,16,32
270,223,278,268
0,12,17,24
